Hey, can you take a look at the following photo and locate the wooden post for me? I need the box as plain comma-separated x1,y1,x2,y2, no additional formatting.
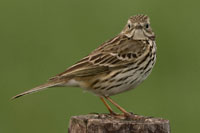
68,114,170,133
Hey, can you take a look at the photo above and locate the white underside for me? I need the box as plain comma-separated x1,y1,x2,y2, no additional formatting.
63,79,80,87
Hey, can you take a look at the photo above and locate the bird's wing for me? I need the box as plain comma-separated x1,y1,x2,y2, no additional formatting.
49,35,149,80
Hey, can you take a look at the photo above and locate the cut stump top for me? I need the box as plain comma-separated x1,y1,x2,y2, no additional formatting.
68,114,170,133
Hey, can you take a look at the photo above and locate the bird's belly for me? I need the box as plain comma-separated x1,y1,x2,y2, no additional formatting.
89,55,156,96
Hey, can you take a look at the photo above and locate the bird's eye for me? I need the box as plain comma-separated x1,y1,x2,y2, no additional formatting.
128,24,131,29
145,23,149,29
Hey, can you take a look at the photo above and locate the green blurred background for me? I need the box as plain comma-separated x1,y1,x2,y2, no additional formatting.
1,0,199,132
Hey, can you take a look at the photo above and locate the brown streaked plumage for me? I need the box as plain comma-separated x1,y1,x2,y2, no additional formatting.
12,14,156,117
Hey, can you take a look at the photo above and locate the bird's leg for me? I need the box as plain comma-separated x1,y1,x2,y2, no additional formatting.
105,97,132,117
100,97,117,115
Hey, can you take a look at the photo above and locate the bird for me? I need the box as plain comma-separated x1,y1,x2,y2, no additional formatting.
12,14,156,117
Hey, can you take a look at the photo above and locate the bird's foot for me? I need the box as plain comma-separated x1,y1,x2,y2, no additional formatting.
109,112,144,120
108,112,133,119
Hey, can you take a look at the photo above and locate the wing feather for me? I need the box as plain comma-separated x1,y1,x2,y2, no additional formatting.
49,35,149,80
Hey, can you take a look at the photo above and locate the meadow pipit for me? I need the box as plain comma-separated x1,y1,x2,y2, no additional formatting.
12,15,156,117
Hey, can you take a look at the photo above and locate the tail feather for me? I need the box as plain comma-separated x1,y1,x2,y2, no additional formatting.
11,81,63,100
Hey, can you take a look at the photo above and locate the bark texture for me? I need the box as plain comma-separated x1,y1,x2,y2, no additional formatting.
68,114,170,133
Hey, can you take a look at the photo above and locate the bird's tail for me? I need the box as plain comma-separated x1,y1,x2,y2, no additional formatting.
11,80,64,100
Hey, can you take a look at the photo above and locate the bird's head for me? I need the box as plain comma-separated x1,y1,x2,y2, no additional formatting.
121,15,155,40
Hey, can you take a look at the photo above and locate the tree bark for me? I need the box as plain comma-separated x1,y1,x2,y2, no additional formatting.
68,114,170,133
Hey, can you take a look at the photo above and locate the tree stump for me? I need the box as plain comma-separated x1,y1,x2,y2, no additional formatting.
68,114,170,133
